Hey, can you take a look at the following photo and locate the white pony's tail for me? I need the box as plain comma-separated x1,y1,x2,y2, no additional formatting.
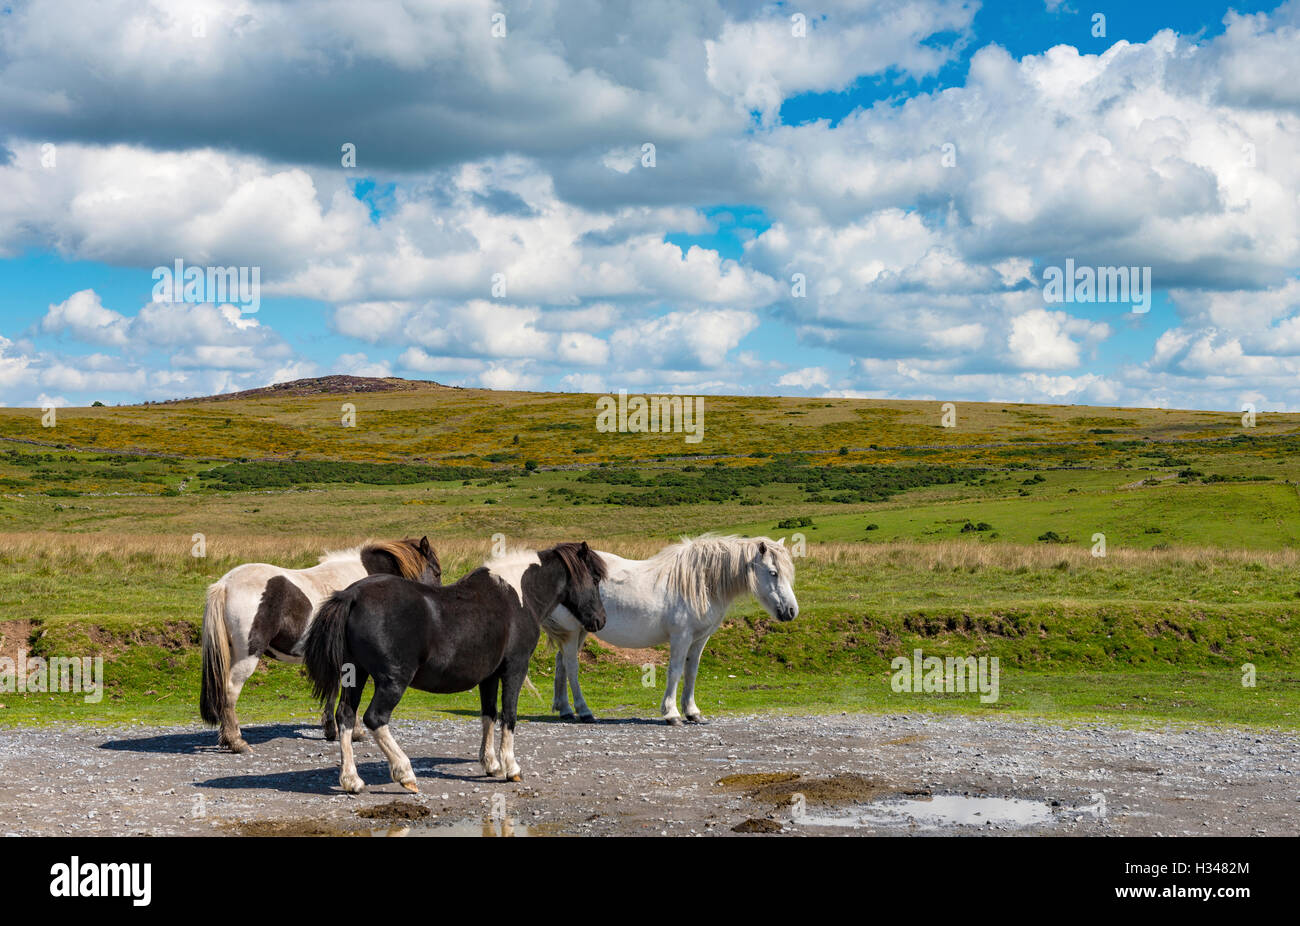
199,582,231,726
522,675,543,704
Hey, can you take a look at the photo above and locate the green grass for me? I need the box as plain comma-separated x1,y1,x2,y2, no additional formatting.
4,648,1293,732
3,545,1297,729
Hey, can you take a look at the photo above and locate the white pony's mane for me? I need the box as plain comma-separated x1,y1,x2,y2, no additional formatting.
650,534,794,616
318,545,363,565
483,547,543,593
485,547,542,571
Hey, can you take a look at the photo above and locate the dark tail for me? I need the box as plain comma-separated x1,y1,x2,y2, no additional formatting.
303,592,353,707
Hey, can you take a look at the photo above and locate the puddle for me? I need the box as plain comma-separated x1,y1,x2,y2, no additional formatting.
370,818,559,837
225,816,557,837
794,794,1056,831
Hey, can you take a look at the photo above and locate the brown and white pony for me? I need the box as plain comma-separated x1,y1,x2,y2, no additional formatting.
199,537,441,752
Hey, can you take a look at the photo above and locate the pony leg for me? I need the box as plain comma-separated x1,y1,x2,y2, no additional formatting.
659,634,690,725
478,677,503,777
339,728,364,794
371,725,417,793
681,634,712,723
551,648,573,719
364,680,417,792
499,670,526,781
564,632,596,722
220,655,259,752
351,677,368,742
322,681,365,741
321,700,337,741
335,666,367,793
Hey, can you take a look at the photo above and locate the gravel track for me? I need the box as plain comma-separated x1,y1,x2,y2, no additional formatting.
1,713,1296,836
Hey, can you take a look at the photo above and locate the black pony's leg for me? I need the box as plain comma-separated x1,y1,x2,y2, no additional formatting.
321,697,338,741
350,676,368,741
335,665,368,739
364,676,419,792
498,667,526,782
336,665,369,794
478,675,502,777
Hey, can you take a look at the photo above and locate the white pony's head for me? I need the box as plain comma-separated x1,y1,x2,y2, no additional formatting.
748,537,798,622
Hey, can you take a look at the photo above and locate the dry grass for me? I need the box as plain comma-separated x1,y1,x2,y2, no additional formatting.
5,531,1295,574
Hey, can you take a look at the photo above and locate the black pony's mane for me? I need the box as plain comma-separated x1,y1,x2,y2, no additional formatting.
547,542,607,586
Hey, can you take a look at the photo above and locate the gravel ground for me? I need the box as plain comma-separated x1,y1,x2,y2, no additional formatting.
1,713,1296,836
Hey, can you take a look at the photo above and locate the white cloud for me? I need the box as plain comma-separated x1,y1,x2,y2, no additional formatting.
610,308,758,370
336,353,392,378
1006,309,1110,370
41,290,130,346
776,366,832,391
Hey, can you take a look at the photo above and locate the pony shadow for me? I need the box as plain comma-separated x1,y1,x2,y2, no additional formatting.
564,716,668,727
441,708,668,727
197,755,480,795
441,708,577,725
98,723,319,755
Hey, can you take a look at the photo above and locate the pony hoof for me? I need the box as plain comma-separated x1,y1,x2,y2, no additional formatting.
401,781,419,794
225,738,251,753
665,716,684,727
685,714,707,724
353,729,367,741
578,714,597,724
340,775,365,794
558,713,576,722
508,773,522,783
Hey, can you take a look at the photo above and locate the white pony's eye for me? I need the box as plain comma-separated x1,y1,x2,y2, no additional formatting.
769,568,778,577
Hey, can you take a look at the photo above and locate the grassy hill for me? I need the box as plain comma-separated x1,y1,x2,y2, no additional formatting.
1,378,1297,729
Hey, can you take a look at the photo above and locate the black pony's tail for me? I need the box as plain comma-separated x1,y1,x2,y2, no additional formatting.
303,592,353,707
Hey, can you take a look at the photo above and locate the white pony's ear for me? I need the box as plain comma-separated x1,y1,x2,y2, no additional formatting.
776,537,786,547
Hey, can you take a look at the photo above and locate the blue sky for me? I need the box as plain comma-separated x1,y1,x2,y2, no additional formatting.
1,0,1298,411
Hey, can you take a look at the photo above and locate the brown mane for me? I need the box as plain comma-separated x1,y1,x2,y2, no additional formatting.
361,539,432,581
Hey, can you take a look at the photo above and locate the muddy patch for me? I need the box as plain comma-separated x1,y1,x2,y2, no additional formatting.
355,800,431,822
733,818,783,833
222,817,360,837
718,772,894,805
581,643,667,666
0,619,34,663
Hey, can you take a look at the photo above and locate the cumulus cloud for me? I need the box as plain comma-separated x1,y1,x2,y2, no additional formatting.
3,1,1300,409
776,366,832,391
609,308,759,370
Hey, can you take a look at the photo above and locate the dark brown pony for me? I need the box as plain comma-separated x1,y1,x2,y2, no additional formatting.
303,542,606,791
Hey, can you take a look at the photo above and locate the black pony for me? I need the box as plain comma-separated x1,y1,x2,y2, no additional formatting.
303,542,607,791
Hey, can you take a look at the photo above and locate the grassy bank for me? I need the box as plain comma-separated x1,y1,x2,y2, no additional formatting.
2,538,1295,730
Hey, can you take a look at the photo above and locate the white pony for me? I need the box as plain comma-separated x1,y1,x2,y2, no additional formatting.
544,534,798,724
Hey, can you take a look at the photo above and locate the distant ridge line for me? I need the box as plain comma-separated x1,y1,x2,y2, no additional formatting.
155,375,458,404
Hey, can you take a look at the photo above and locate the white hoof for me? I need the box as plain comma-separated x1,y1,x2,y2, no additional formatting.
340,772,365,794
